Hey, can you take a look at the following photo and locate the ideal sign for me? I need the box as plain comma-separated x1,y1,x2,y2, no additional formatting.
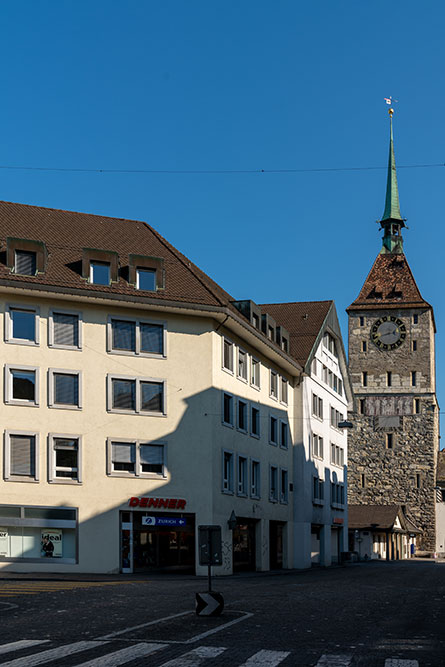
0,528,8,557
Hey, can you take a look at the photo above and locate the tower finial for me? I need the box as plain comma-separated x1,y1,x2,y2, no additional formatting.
380,105,405,254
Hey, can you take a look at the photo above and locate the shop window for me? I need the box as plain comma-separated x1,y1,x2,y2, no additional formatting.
107,439,166,478
4,431,39,481
222,392,234,427
108,375,165,415
270,371,278,399
238,349,248,381
222,450,234,493
222,337,234,373
280,421,288,449
269,465,278,502
49,310,81,349
108,317,165,357
237,455,248,496
48,370,82,409
269,416,278,446
251,357,260,388
5,305,39,345
250,459,260,499
237,399,248,433
136,268,156,291
280,468,289,504
251,405,260,438
5,365,39,406
49,435,82,483
90,260,111,285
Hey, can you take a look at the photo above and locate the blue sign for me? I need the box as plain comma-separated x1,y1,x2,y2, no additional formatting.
142,516,186,527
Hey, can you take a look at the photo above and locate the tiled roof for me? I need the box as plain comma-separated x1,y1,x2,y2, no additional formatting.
259,300,333,366
0,200,236,309
348,253,431,311
348,504,420,532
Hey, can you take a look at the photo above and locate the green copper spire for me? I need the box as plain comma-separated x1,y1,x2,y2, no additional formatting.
380,109,405,254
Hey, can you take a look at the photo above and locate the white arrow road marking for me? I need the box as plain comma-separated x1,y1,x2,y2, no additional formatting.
384,661,419,667
239,649,291,666
159,646,226,666
0,641,105,667
0,642,49,656
315,656,352,667
71,642,167,666
197,593,221,615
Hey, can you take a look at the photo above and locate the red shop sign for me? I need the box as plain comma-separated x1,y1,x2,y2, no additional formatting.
128,497,186,510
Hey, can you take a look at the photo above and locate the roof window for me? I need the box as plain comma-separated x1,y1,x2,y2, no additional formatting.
128,255,164,291
7,238,47,276
82,248,118,285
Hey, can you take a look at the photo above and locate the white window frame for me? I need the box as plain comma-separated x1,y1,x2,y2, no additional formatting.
5,304,40,346
48,433,82,484
312,433,324,460
48,309,82,350
107,438,167,478
5,364,40,407
237,398,248,433
237,455,248,497
280,377,288,405
279,420,289,449
269,415,278,446
222,449,234,494
222,337,234,374
107,374,166,416
250,357,260,389
48,369,82,410
280,468,289,504
269,465,278,502
107,316,166,358
250,403,260,439
270,370,278,400
237,348,248,382
4,430,40,482
250,458,261,499
222,391,234,428
136,267,157,291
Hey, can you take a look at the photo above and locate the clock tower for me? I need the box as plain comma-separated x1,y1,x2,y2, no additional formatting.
347,110,439,554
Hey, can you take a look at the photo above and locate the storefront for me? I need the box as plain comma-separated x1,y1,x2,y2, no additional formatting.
121,496,195,573
233,517,257,572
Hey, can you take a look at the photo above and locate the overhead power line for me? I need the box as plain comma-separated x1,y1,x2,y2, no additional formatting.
0,163,443,175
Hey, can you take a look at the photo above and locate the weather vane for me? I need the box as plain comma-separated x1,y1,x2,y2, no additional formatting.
384,96,398,118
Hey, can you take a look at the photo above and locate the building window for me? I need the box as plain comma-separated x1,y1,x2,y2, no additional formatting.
359,316,365,327
281,378,288,404
270,371,278,399
5,365,39,406
90,261,111,285
413,314,418,324
312,393,323,419
251,358,260,388
416,473,421,488
362,371,368,387
237,399,248,433
222,392,234,426
362,341,367,352
412,340,417,352
313,475,324,503
49,310,81,349
414,398,420,414
108,376,165,415
4,431,39,481
237,455,248,496
108,439,166,477
269,465,278,502
280,421,288,449
5,305,39,345
251,405,260,438
331,444,344,467
386,433,393,449
330,407,343,429
269,416,278,446
361,473,366,488
323,332,338,358
411,371,417,387
311,359,317,376
238,349,248,381
14,250,37,276
108,318,165,357
387,371,392,387
331,482,344,506
250,459,261,499
222,450,234,493
49,370,82,409
222,338,234,373
252,313,260,329
281,336,288,353
136,268,156,291
49,435,82,483
313,434,323,459
322,365,328,383
359,398,366,415
280,468,288,504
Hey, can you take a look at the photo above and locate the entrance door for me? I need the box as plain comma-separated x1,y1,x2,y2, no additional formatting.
269,521,284,569
233,519,256,572
132,513,195,573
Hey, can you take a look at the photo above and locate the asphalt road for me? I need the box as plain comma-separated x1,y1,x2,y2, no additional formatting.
0,560,444,666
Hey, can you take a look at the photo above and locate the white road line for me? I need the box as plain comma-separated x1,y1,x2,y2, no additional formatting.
315,655,352,667
239,649,291,666
0,642,49,656
384,660,419,667
72,642,167,666
184,611,254,644
159,646,226,666
0,641,105,667
97,611,192,640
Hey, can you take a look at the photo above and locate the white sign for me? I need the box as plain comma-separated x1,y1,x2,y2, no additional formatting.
141,516,156,526
0,528,8,556
41,529,63,558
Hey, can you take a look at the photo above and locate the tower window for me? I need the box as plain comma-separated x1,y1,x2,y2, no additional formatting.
359,398,366,415
359,316,365,327
362,341,367,352
360,473,366,488
362,371,368,387
387,371,392,387
412,340,417,352
414,399,420,414
416,474,421,489
411,371,417,387
413,314,418,324
386,433,393,449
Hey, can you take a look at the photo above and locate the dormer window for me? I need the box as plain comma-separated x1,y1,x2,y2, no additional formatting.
136,268,156,291
90,261,111,286
15,250,36,276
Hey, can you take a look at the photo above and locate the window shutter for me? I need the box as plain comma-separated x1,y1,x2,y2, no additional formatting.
54,438,77,450
140,323,163,354
10,435,34,476
53,313,78,346
112,379,135,410
15,251,36,276
140,382,163,412
140,444,163,465
54,374,78,405
112,320,136,351
112,442,135,463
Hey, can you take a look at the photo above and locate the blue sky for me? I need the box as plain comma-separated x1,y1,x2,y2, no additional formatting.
0,1,443,438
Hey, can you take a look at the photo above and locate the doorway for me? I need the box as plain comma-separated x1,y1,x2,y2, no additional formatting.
233,518,257,572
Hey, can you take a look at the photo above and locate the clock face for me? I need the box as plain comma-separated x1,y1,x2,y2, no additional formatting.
370,316,407,350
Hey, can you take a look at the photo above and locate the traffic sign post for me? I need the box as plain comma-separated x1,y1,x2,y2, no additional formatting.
196,525,224,616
